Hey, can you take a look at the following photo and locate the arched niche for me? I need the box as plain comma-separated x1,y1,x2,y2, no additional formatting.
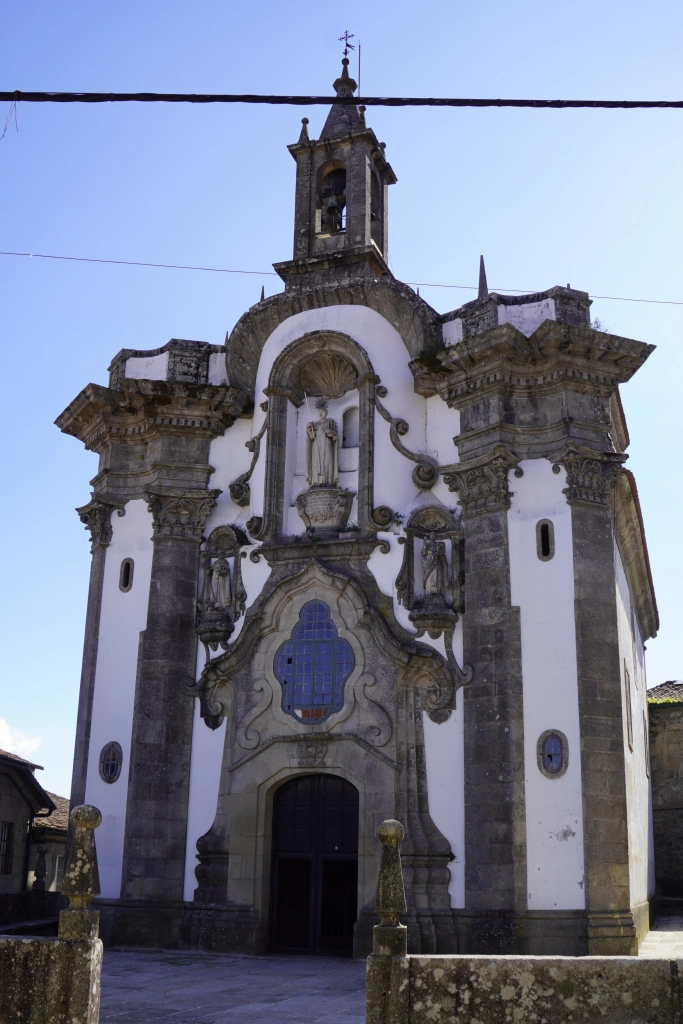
252,331,378,540
317,160,347,235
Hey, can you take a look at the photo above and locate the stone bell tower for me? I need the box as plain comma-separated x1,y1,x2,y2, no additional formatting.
285,57,396,277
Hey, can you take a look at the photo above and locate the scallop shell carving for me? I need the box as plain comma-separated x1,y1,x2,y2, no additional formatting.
299,354,358,399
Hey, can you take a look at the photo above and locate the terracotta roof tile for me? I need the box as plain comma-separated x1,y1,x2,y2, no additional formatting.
0,748,43,771
38,792,70,832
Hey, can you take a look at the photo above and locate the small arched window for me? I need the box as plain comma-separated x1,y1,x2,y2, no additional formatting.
537,729,568,779
342,407,359,448
119,558,134,592
536,519,555,561
99,741,123,784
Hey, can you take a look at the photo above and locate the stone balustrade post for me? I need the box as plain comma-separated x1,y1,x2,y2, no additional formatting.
58,805,102,941
367,820,410,1024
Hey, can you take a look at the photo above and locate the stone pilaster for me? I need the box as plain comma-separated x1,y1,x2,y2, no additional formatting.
119,490,218,923
552,445,637,954
69,499,123,815
443,447,526,952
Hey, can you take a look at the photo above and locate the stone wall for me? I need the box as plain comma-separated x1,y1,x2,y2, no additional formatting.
366,953,682,1024
649,702,683,897
0,936,101,1024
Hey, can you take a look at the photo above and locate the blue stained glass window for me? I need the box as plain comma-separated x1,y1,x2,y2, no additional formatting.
274,601,354,723
542,733,563,774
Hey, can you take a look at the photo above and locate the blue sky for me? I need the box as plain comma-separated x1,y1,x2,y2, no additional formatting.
2,0,682,795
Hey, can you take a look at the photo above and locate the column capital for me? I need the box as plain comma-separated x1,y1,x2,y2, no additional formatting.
76,497,124,552
144,489,220,540
440,444,522,518
551,443,627,508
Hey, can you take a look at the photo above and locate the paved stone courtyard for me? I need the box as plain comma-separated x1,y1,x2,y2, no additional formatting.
100,950,367,1024
99,917,683,1024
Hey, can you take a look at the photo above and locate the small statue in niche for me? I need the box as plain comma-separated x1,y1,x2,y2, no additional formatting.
209,557,232,611
306,399,339,487
422,533,449,601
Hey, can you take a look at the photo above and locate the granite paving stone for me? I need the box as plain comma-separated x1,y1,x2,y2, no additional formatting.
100,950,366,1024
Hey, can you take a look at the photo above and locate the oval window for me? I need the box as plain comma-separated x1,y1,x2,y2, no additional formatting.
542,733,563,774
119,558,134,592
99,741,123,784
536,519,555,561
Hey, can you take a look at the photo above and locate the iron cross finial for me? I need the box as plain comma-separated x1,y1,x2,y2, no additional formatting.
338,30,355,58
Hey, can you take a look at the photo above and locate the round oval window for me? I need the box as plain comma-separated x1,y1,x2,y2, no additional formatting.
542,733,563,775
99,741,123,784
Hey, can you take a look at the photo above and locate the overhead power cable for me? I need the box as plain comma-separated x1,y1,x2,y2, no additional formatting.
2,250,681,307
1,90,683,109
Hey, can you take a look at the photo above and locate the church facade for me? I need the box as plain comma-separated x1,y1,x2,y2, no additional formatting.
57,59,658,957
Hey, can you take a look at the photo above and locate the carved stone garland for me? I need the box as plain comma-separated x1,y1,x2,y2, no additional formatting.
228,406,268,508
374,386,438,490
551,442,626,507
196,524,248,661
441,445,522,517
76,497,125,552
396,506,464,639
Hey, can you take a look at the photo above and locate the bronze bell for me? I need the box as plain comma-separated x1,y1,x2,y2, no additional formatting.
326,195,340,210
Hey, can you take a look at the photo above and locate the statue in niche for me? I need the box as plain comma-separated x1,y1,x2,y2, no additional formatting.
422,534,449,601
209,557,232,611
306,400,339,487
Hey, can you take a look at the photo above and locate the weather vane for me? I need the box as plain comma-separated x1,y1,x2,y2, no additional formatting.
338,30,356,58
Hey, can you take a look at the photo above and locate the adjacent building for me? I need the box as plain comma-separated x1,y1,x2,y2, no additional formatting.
57,59,658,956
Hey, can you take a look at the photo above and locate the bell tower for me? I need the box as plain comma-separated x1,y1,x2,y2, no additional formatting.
280,58,397,283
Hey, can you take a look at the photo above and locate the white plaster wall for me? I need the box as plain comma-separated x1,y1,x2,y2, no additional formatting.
124,352,168,380
508,459,585,910
205,416,255,536
614,543,653,906
184,643,227,901
498,298,555,337
84,499,153,898
208,351,229,385
421,623,465,906
442,318,463,346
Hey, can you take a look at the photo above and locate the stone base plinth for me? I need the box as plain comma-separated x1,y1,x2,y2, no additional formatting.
296,486,355,532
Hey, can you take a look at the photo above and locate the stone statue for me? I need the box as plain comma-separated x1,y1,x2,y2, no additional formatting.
422,534,449,599
210,557,232,611
306,401,338,487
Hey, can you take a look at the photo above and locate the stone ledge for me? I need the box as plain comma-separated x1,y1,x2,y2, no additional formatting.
0,936,102,1024
367,953,681,1024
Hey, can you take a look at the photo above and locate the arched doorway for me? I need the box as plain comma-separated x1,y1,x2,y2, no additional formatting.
270,774,359,954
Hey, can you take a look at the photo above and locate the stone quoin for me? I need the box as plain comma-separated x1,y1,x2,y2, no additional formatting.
56,57,658,956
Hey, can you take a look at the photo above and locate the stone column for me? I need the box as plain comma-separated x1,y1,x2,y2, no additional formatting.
69,499,122,813
119,490,218,926
555,445,636,954
443,446,526,953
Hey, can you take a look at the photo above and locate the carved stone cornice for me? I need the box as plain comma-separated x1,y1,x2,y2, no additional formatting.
144,490,220,540
410,320,655,404
551,443,626,508
440,445,522,518
76,497,124,552
55,379,248,454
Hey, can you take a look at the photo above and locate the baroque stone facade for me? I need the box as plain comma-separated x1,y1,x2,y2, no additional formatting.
57,59,658,957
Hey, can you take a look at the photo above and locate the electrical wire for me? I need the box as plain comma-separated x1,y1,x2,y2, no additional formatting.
1,250,681,307
2,90,683,109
